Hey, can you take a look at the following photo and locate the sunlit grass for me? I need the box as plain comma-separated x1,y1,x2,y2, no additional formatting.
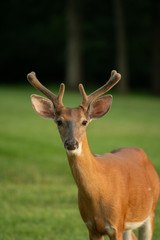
0,86,160,239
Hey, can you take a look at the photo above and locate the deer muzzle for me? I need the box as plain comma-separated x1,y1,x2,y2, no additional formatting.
64,139,79,151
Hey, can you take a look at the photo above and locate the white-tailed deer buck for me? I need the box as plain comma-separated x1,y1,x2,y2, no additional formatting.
27,70,159,240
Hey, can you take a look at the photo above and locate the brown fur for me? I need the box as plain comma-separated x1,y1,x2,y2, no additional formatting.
67,133,159,239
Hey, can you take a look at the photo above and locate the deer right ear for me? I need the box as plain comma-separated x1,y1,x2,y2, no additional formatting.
31,94,55,119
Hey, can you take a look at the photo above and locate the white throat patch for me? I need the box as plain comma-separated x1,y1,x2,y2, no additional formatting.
66,143,82,156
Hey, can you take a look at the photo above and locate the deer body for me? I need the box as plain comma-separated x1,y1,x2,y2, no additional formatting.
67,132,159,240
27,70,159,240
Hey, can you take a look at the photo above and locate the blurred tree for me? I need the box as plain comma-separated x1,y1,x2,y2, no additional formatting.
0,0,158,94
151,0,160,95
0,0,66,83
66,0,83,89
113,0,129,93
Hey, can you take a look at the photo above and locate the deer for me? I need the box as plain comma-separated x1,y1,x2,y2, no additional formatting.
27,70,159,240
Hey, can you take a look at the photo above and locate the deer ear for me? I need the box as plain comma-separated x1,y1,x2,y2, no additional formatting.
88,95,112,119
31,94,55,119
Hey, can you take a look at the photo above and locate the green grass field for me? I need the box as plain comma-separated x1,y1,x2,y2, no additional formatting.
0,85,160,240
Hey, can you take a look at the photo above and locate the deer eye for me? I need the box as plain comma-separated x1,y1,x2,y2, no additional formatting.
82,120,87,126
57,120,62,126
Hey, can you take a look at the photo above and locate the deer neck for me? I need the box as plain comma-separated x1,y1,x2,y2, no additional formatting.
66,132,97,193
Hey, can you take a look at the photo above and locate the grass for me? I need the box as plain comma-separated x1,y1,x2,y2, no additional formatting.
0,85,160,240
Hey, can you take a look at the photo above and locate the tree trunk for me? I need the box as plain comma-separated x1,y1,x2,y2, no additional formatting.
66,0,83,89
151,1,160,95
113,0,129,93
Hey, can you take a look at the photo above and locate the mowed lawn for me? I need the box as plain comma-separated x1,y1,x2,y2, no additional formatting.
0,85,160,240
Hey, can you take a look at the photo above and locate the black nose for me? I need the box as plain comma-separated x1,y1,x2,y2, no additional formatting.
64,139,79,150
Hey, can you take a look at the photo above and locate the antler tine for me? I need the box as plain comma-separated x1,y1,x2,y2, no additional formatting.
79,70,121,109
27,72,56,101
88,70,121,100
79,84,88,102
57,83,65,106
27,72,65,107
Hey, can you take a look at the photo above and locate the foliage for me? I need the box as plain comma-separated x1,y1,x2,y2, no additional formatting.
0,86,160,239
1,0,160,93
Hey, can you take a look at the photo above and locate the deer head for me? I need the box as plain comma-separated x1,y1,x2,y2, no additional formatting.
27,70,121,153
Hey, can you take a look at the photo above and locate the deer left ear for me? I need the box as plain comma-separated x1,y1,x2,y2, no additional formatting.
88,95,112,119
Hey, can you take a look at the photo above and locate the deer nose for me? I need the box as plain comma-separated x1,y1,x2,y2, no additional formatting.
64,139,79,150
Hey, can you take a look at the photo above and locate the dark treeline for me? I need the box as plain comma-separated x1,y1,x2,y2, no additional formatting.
0,0,160,94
